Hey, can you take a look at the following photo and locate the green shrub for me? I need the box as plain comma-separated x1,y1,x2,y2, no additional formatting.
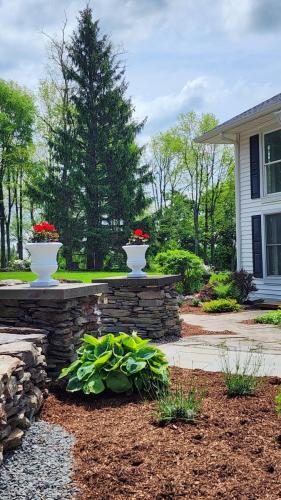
154,249,204,294
221,349,262,397
213,283,234,299
255,310,281,325
192,297,201,307
276,387,281,414
209,271,231,285
59,332,170,396
202,298,241,313
154,385,204,425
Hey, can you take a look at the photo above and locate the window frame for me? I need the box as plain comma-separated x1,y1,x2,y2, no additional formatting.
261,211,281,280
262,126,281,198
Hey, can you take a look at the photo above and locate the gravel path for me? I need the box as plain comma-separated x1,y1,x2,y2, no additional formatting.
0,421,76,500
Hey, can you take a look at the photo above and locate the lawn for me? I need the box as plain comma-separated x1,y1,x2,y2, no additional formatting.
0,271,158,283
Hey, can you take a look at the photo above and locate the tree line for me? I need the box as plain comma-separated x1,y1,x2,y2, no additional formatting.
0,7,236,271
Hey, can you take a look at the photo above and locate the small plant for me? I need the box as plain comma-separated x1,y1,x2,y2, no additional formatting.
231,269,257,303
221,348,262,397
197,283,216,302
255,310,281,325
59,332,169,396
209,271,231,285
213,283,234,299
154,384,204,425
202,298,241,313
192,297,201,307
276,387,281,414
127,229,150,245
8,258,31,271
31,221,59,243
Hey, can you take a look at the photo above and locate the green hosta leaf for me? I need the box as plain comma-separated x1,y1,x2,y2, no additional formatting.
124,357,146,374
93,350,112,369
106,371,132,393
66,376,83,392
149,363,168,375
77,362,95,381
122,336,137,350
95,334,114,357
83,375,105,395
104,356,123,371
113,343,124,357
83,334,99,346
58,359,81,379
114,333,129,343
135,346,158,360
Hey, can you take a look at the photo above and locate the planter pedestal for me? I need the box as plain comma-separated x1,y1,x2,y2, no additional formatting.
93,275,181,340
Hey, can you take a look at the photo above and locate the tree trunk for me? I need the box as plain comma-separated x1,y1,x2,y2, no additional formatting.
18,170,23,260
0,181,6,268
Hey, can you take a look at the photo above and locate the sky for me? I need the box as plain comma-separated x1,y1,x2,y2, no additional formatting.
0,0,281,144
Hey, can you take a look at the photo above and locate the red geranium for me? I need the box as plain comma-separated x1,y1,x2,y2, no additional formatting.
33,221,56,233
143,233,150,239
134,229,143,236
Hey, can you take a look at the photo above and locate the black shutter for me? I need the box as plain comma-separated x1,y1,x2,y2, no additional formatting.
252,215,263,278
250,134,260,198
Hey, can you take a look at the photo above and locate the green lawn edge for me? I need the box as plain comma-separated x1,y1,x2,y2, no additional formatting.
0,271,160,283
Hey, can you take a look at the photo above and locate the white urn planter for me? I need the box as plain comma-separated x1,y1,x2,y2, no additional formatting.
26,242,62,288
122,245,148,278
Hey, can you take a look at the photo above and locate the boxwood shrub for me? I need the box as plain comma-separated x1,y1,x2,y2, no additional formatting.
255,310,281,325
154,249,204,294
202,298,241,313
59,332,170,396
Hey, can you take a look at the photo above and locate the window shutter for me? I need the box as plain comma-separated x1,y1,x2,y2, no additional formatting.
252,215,263,278
250,134,260,198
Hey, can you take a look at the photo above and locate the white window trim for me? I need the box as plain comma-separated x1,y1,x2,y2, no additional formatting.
261,126,281,201
262,211,281,281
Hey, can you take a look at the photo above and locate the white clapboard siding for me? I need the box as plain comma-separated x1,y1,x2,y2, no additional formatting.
238,112,281,300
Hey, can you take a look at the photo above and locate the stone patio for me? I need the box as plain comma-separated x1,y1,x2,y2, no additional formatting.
160,310,281,377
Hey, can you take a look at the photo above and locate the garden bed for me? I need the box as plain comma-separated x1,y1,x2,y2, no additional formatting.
181,322,233,337
41,368,281,499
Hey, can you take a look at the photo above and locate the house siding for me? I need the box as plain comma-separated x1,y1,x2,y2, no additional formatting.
238,113,281,300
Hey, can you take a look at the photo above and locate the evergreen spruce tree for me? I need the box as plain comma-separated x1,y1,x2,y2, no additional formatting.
67,7,149,270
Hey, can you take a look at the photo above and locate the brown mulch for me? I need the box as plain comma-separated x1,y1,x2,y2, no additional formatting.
180,303,205,314
240,319,256,325
181,321,233,337
41,368,281,500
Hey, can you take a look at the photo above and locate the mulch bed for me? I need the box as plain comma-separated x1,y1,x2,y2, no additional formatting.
180,303,205,314
181,321,233,337
240,319,256,325
41,368,281,500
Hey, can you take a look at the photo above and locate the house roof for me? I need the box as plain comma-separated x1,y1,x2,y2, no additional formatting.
196,92,281,144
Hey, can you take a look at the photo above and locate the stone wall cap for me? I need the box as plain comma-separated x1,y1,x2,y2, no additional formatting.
92,275,181,287
0,282,108,300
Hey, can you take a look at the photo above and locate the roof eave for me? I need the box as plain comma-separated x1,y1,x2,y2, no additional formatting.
195,102,281,144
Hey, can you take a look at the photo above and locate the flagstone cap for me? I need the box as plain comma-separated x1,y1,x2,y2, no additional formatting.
92,275,181,287
0,282,108,300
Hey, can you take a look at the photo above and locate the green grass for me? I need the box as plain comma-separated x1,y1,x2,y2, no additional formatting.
0,271,159,283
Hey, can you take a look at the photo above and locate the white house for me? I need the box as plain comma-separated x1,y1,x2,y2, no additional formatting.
197,93,281,302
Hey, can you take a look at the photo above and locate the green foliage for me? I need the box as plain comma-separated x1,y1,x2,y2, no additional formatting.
154,249,204,294
209,272,231,285
221,349,262,397
275,387,281,414
192,297,201,307
154,384,204,425
255,310,281,325
202,298,241,313
59,332,170,396
7,259,31,271
213,283,234,299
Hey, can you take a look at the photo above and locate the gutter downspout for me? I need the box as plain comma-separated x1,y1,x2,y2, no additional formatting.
234,134,241,270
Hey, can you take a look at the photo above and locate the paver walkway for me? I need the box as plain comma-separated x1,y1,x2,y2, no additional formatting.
160,310,281,377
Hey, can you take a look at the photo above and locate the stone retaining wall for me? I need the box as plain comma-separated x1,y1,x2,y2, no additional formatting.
94,275,181,339
0,283,107,379
0,327,48,465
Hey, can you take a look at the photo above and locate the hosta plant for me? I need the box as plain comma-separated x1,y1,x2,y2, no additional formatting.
58,332,170,396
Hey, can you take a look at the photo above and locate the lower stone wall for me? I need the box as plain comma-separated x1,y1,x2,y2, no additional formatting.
100,282,181,339
0,295,101,378
0,329,48,465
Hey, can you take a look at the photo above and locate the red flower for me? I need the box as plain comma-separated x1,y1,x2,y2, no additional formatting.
143,233,150,239
134,229,143,236
33,221,56,233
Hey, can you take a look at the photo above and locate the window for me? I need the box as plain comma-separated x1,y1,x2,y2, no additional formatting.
264,129,281,194
266,213,281,276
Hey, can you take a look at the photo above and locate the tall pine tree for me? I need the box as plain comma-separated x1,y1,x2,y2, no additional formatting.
67,7,149,270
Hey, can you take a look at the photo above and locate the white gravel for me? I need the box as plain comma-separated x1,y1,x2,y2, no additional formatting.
0,421,76,500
